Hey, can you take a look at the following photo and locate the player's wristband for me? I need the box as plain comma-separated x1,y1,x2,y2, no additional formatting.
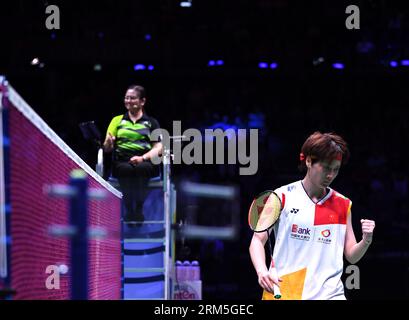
142,154,149,161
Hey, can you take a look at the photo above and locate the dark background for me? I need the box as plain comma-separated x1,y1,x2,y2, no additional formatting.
1,0,408,299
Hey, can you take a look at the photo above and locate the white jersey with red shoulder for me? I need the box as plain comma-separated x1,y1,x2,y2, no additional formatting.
263,180,352,300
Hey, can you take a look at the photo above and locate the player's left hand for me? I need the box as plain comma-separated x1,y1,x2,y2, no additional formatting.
360,219,375,244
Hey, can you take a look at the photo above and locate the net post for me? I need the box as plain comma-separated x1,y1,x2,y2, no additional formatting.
0,77,13,297
69,169,89,300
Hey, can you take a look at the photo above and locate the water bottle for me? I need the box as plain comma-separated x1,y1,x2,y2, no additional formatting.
182,260,191,281
191,260,201,281
175,260,183,282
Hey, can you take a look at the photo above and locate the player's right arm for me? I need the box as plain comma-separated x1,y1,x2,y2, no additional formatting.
249,232,280,292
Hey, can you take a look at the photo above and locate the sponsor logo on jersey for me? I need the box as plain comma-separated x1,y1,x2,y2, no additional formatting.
321,229,331,237
317,228,332,244
290,224,311,241
290,208,299,214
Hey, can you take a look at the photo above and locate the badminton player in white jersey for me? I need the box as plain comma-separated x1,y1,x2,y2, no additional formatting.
249,132,375,300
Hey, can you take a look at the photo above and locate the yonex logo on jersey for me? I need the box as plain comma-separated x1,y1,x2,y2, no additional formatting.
290,208,299,214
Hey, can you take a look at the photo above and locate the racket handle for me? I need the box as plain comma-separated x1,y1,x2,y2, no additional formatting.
270,266,282,299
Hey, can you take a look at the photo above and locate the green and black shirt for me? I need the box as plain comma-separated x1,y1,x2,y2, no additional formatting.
106,112,160,161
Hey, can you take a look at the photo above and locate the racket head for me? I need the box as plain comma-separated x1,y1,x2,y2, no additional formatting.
248,190,282,232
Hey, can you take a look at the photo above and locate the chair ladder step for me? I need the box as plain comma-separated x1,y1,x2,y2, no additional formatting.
125,267,165,273
124,238,166,243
